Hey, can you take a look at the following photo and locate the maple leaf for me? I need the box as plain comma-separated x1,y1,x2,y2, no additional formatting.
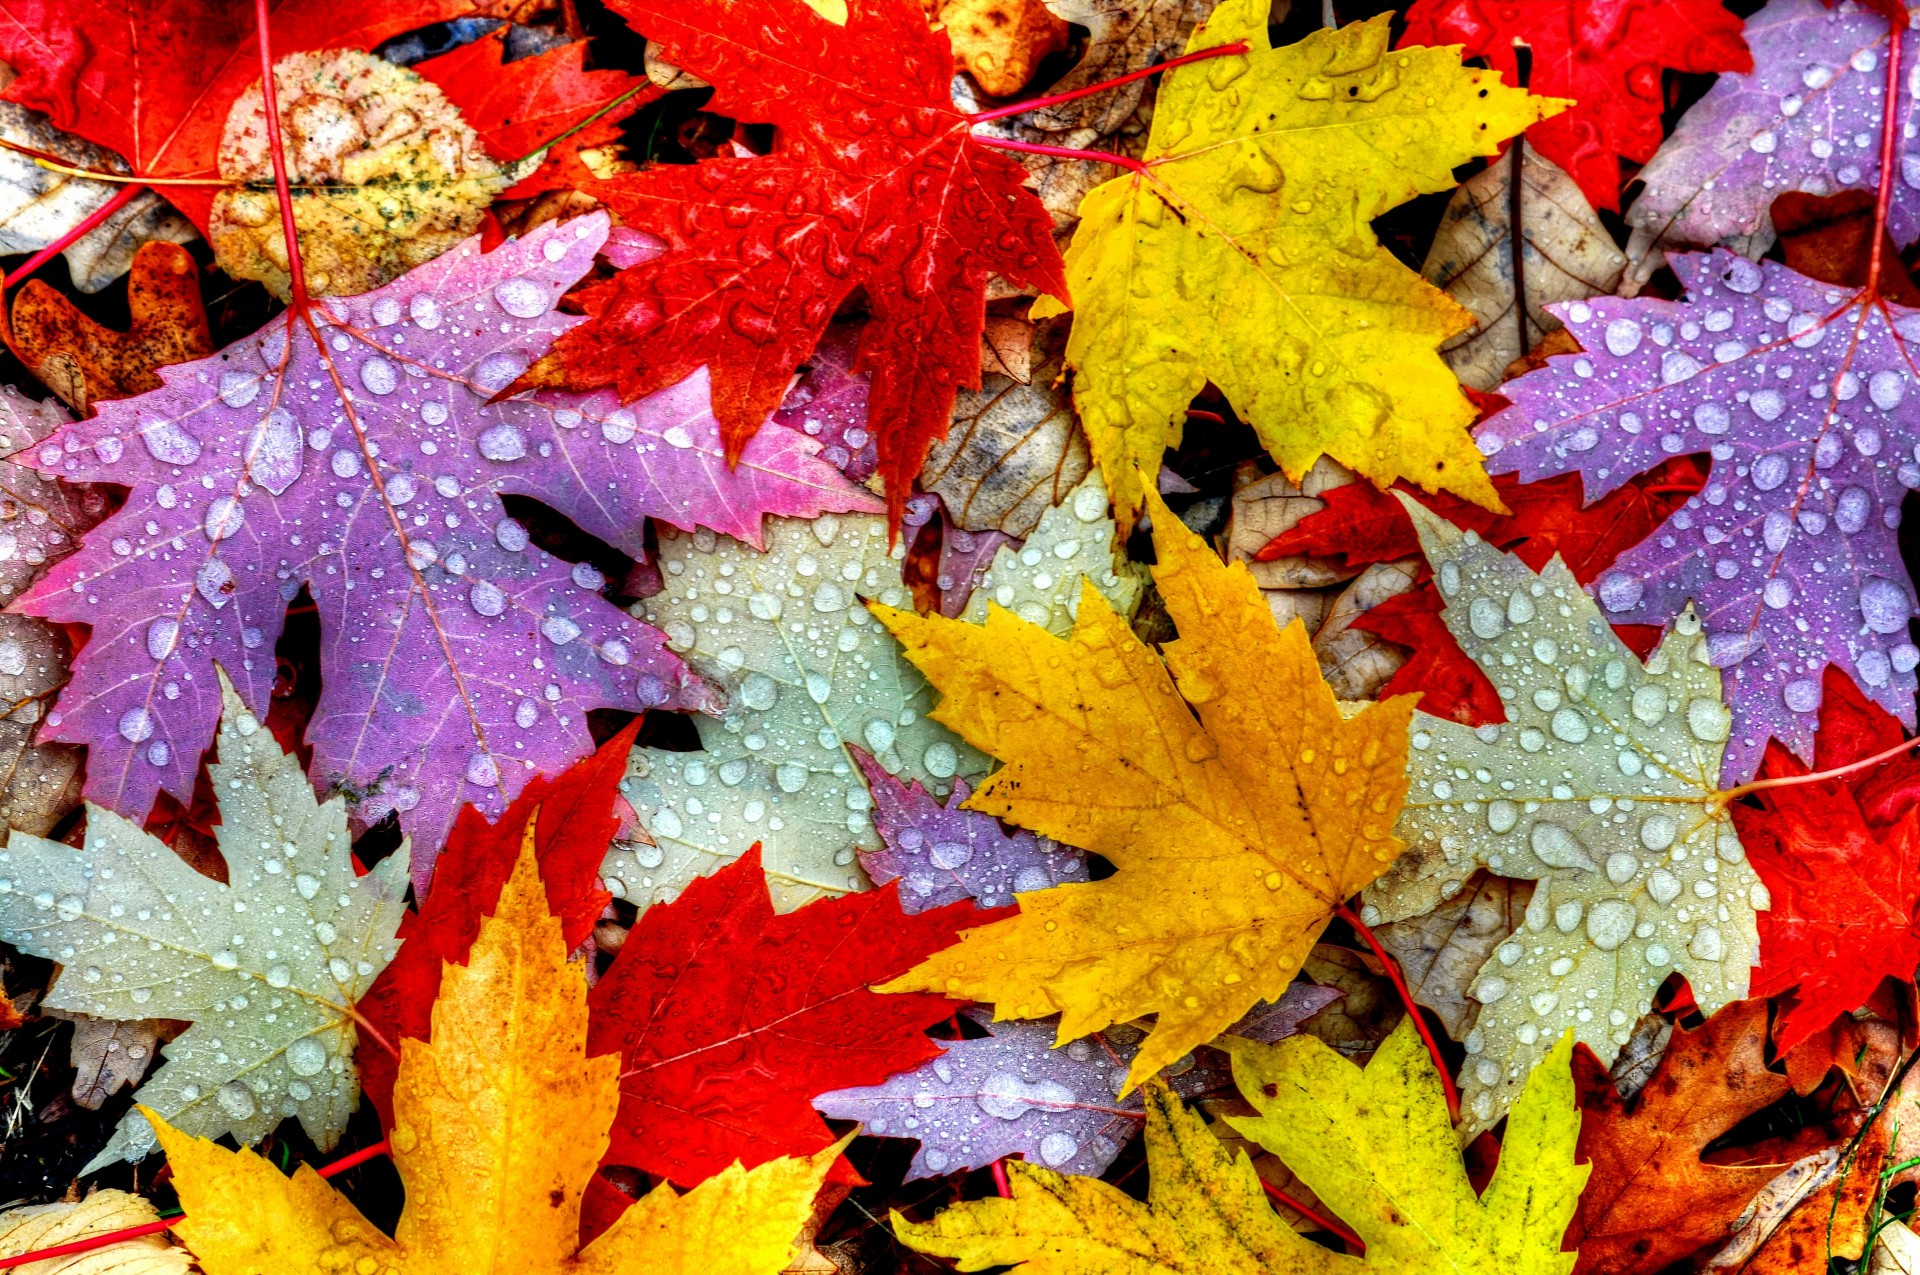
1400,0,1749,214
154,826,838,1275
1473,251,1920,781
607,478,1130,913
814,985,1337,1182
1624,0,1915,289
897,1020,1582,1274
516,0,1067,524
0,670,407,1170
874,485,1416,1091
853,746,1086,912
0,1190,190,1273
356,720,640,1125
586,845,991,1187
9,240,212,413
1028,0,1561,529
1565,1000,1791,1275
0,0,474,233
416,31,659,200
1260,459,1705,723
0,87,195,293
1361,499,1763,1134
19,215,880,875
1420,145,1628,390
1731,666,1920,1054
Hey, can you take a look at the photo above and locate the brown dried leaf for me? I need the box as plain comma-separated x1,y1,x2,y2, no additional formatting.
931,0,1070,97
1032,0,1215,136
1295,944,1401,1061
1421,145,1625,391
10,241,211,413
1313,560,1416,701
52,1012,164,1110
1371,871,1533,1041
921,318,1091,537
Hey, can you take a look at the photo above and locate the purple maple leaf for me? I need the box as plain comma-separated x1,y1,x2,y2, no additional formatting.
1475,250,1920,781
770,322,876,482
853,747,1084,911
815,986,1339,1180
1627,0,1918,272
18,213,879,881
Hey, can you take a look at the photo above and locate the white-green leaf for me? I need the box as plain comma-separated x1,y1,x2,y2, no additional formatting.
0,669,407,1169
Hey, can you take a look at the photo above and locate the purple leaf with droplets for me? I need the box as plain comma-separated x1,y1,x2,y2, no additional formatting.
770,321,876,482
935,513,1015,618
814,985,1339,1180
1626,0,1919,271
16,212,877,883
853,747,1085,911
1474,250,1920,782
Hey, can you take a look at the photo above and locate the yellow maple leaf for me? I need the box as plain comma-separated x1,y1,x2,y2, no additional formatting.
874,485,1414,1089
1031,0,1565,528
150,824,835,1275
894,1020,1584,1274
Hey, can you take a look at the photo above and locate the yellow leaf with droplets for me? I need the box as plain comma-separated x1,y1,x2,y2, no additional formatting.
1030,0,1565,528
874,484,1414,1089
151,823,835,1275
894,1020,1585,1274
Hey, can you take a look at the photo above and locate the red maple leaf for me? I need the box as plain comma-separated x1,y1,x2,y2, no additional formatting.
517,0,1067,526
1261,458,1703,722
585,846,999,1187
0,0,471,232
1733,666,1920,1055
416,31,659,200
354,720,638,1124
1399,0,1750,212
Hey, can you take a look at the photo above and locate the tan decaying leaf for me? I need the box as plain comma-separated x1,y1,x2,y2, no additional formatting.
1374,871,1533,1041
922,318,1092,537
1607,1012,1673,1101
211,50,513,299
1222,457,1412,699
53,1010,165,1110
1872,1220,1920,1275
0,1189,195,1273
0,64,196,294
978,313,1034,383
1294,944,1402,1060
927,0,1070,97
1420,145,1626,391
1032,0,1216,136
644,42,709,91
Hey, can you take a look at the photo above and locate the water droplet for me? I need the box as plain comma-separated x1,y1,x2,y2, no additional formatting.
1862,577,1912,633
541,616,580,645
479,423,528,462
1605,852,1639,884
118,707,154,743
265,964,291,989
468,753,500,787
215,1081,256,1120
740,673,777,711
359,357,398,396
1468,596,1505,640
210,948,238,971
493,279,549,318
1530,822,1596,870
1597,571,1643,613
469,581,507,617
409,294,442,329
473,352,527,393
141,419,201,465
1604,319,1642,357
147,619,180,661
924,742,958,778
204,495,245,541
286,1037,328,1076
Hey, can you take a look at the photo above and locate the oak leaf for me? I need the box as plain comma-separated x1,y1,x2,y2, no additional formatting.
1362,499,1763,1133
519,0,1068,523
0,670,408,1170
154,826,837,1275
1030,0,1562,528
875,485,1415,1090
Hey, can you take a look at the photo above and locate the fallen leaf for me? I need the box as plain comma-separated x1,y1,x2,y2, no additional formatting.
56,1011,163,1110
875,485,1416,1090
930,0,1070,96
210,49,514,299
1374,871,1533,1040
1567,1001,1789,1275
1401,0,1749,213
0,670,408,1169
1031,0,1561,528
587,846,992,1187
9,240,211,412
921,318,1093,539
155,827,837,1275
1773,189,1920,306
0,1189,192,1273
519,0,1067,524
1420,145,1627,391
1363,498,1761,1133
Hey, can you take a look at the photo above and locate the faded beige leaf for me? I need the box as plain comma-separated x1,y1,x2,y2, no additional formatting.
922,318,1092,537
0,1189,195,1273
1373,872,1533,1041
211,50,515,299
1314,560,1416,701
1608,1012,1673,1101
1420,146,1626,390
1872,1219,1920,1275
0,65,196,293
53,1010,164,1110
978,313,1033,384
1296,945,1402,1061
1032,0,1216,135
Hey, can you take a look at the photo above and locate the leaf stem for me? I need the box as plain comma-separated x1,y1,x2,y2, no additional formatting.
968,41,1251,123
1260,1179,1363,1250
3,181,146,288
254,0,309,312
970,136,1148,172
1869,4,1911,297
1333,901,1460,1122
991,1156,1012,1197
1715,731,1920,806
